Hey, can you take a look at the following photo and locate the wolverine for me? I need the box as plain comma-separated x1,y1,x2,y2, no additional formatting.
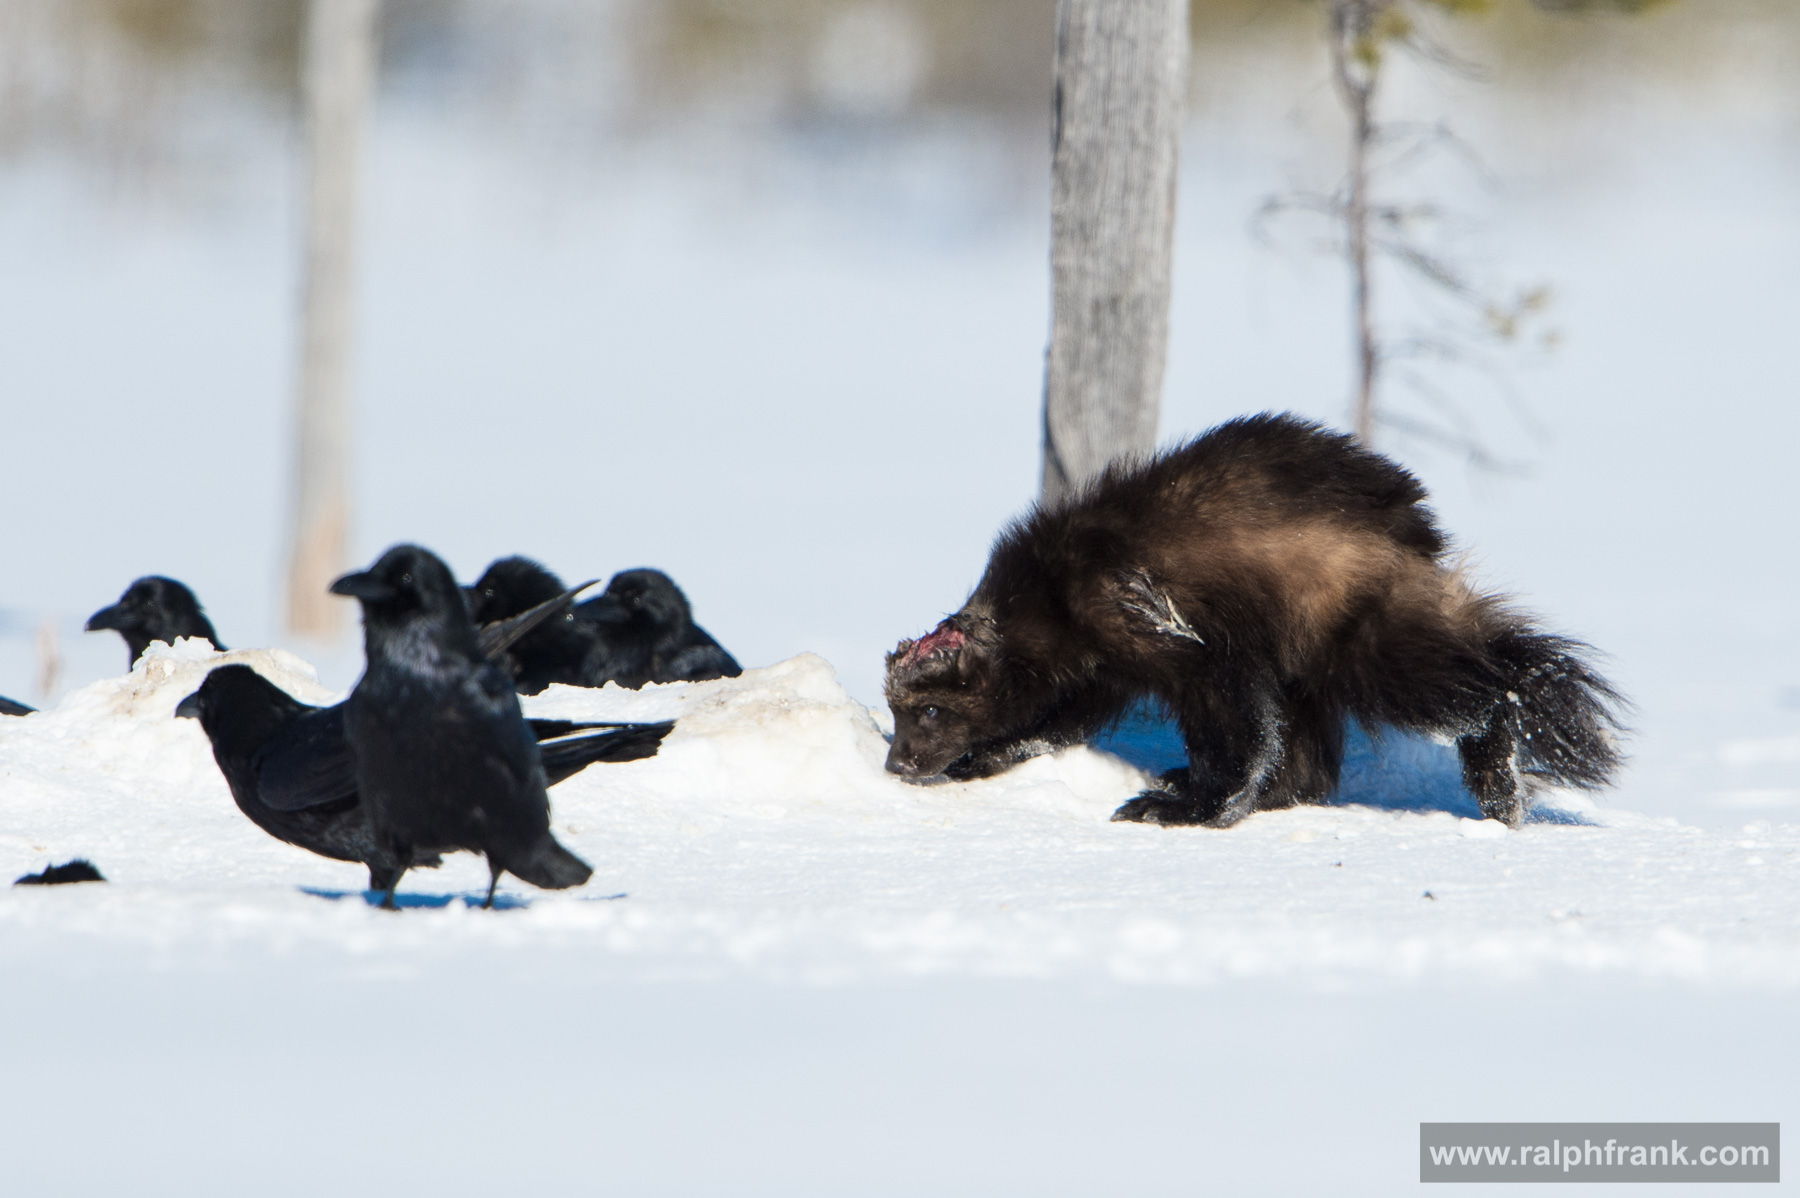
883,413,1624,827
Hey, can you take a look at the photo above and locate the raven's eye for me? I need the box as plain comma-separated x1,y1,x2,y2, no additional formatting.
401,573,412,585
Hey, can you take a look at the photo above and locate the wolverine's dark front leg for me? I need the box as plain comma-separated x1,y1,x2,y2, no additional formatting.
945,680,1127,780
1112,680,1286,828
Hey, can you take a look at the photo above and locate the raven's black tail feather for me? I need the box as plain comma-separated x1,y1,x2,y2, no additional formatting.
539,720,675,787
506,834,593,891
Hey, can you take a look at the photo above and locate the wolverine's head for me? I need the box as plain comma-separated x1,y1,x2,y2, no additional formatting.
882,617,997,779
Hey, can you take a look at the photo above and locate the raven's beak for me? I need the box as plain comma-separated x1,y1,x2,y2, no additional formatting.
578,593,628,627
329,570,392,602
85,603,128,633
475,580,601,660
174,691,202,719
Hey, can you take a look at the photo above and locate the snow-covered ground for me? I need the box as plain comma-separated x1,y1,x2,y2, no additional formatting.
3,643,1795,1193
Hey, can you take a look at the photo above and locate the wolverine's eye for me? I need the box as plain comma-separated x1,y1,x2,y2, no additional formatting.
921,706,940,720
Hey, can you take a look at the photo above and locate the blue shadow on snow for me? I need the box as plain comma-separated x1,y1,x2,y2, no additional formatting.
1089,698,1593,824
299,887,534,910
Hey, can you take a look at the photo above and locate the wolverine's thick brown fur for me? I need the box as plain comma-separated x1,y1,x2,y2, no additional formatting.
883,413,1624,827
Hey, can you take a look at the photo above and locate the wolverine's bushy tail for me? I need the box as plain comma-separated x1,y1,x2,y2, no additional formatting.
1490,627,1627,790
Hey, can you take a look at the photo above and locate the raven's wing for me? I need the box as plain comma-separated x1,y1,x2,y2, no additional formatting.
255,702,361,812
0,694,34,717
540,721,674,787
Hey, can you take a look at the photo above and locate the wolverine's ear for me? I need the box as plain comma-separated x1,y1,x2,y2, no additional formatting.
885,639,917,672
951,606,999,651
953,638,993,687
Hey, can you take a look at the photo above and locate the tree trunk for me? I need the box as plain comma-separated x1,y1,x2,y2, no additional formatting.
1040,0,1188,508
286,0,378,637
1329,0,1385,446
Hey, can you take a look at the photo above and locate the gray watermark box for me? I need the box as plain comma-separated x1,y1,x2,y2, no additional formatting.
1420,1123,1779,1183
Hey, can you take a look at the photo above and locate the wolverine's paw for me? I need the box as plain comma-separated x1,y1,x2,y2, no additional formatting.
1111,793,1210,826
1476,793,1526,828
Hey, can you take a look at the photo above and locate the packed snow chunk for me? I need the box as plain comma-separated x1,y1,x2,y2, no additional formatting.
0,640,339,883
1458,817,1508,839
519,652,1157,824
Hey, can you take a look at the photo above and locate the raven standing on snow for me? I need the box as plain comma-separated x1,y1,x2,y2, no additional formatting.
86,576,224,667
331,544,598,907
177,664,669,893
582,568,741,689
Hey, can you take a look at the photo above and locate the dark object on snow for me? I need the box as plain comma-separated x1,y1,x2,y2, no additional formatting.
0,694,33,717
177,664,669,894
467,556,611,694
331,544,611,907
15,859,106,886
86,576,224,667
582,569,741,689
882,412,1625,828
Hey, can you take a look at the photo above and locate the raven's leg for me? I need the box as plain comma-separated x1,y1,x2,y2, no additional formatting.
482,862,502,910
377,865,407,911
367,864,400,893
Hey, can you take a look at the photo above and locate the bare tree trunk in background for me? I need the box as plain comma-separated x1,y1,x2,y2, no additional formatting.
1040,0,1188,509
1329,0,1388,446
286,0,377,637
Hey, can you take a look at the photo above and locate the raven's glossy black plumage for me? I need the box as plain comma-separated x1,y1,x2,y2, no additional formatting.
583,569,741,689
466,556,610,694
0,694,32,717
86,576,224,667
466,558,742,693
177,663,670,892
333,545,601,905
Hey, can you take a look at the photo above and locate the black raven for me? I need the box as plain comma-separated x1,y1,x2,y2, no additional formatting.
0,695,32,717
583,568,741,689
466,556,610,694
87,576,224,667
332,544,605,907
177,664,670,893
